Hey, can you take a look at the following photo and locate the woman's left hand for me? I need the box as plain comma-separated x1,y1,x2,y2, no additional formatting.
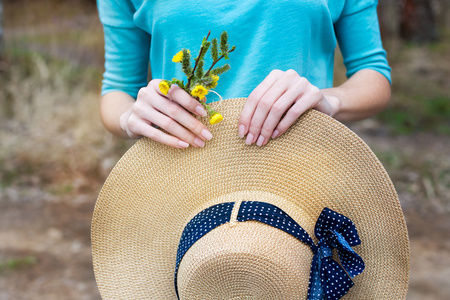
238,69,341,146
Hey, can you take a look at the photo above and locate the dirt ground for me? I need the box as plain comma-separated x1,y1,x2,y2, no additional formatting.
1,131,449,300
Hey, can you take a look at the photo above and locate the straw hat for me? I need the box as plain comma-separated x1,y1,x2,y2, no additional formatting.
91,98,410,299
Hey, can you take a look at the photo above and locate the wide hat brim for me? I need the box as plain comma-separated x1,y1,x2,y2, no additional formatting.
91,98,410,299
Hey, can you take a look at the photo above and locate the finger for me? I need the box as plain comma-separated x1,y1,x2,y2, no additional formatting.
151,80,207,117
166,84,208,117
238,70,283,138
150,94,213,142
256,84,307,146
249,77,302,145
127,118,191,149
146,108,206,148
274,87,323,138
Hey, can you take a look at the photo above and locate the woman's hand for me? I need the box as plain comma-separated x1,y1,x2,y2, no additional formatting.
119,80,213,148
238,69,341,146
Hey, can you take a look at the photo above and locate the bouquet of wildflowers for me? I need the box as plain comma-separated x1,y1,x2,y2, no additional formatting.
159,31,235,124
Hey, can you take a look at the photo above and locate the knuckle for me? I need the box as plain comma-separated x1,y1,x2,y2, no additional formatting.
149,79,160,87
310,85,320,94
167,85,177,98
137,87,149,99
191,122,205,135
160,118,174,130
166,103,181,117
259,99,272,111
309,86,322,99
145,129,157,140
290,105,304,116
271,102,285,115
182,132,196,143
249,123,261,134
286,69,298,77
260,127,272,138
126,119,141,135
246,94,259,105
298,76,309,85
270,69,283,77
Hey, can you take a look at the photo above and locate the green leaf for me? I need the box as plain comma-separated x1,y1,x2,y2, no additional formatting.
195,60,204,79
211,38,219,62
210,64,230,76
198,41,210,62
198,75,213,87
220,31,229,55
181,49,192,77
170,78,184,89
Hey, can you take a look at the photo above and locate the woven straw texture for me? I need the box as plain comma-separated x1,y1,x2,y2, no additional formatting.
91,98,410,299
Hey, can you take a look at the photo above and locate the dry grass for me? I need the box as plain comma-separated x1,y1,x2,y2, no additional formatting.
0,0,131,199
0,51,128,198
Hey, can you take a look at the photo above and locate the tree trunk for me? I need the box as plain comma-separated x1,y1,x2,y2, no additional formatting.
399,0,437,42
0,0,3,53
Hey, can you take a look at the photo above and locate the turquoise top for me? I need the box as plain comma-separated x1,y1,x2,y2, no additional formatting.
97,0,391,102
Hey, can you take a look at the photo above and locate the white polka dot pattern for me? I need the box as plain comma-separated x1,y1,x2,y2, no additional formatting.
174,202,364,300
174,202,235,298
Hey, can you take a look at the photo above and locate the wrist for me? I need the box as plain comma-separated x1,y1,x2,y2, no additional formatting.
323,94,341,118
100,91,136,139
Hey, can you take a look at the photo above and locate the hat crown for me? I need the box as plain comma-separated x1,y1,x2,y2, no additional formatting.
177,221,312,299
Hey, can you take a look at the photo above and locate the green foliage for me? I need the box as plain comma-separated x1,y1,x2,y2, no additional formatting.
171,78,185,90
220,31,228,57
181,49,192,77
195,60,204,80
169,31,236,97
210,64,231,76
211,38,218,62
164,31,236,121
197,75,213,87
198,40,210,62
0,256,37,273
377,95,450,135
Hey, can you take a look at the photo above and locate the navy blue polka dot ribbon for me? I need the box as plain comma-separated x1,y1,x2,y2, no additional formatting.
174,201,365,299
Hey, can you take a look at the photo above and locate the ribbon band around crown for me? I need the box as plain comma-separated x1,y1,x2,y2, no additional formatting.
174,201,365,300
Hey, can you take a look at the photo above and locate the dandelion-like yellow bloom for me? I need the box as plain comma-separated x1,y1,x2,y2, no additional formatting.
191,85,209,100
207,75,220,89
159,80,170,95
172,50,189,63
209,112,223,125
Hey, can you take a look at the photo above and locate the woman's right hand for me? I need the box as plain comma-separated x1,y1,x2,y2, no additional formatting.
120,79,213,148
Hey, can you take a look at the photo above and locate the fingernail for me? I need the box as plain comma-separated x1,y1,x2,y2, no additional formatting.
256,135,265,147
195,105,207,116
238,125,245,138
193,137,205,147
271,130,280,139
201,129,213,140
245,133,254,145
178,141,189,148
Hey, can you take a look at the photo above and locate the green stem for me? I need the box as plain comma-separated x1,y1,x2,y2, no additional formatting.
186,31,211,90
200,102,216,116
205,47,236,77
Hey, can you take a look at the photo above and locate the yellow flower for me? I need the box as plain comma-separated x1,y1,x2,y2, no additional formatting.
207,75,220,89
159,80,170,95
209,112,223,125
191,85,209,100
172,50,189,63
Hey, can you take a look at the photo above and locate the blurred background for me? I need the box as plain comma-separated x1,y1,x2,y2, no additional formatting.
0,0,449,299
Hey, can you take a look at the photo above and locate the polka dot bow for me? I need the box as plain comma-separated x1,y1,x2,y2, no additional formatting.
174,202,365,299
